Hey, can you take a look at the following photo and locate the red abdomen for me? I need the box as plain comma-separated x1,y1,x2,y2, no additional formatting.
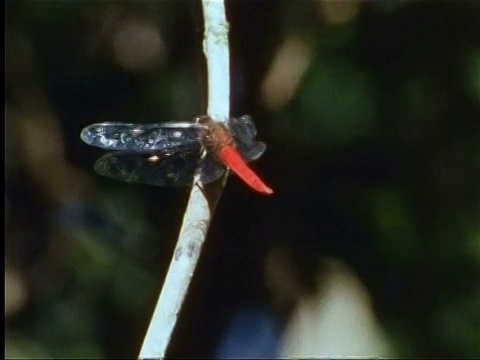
219,145,273,195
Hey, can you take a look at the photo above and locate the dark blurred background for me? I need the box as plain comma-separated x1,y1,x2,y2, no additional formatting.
5,1,480,358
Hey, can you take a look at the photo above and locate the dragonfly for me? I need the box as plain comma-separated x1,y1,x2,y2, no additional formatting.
80,115,273,195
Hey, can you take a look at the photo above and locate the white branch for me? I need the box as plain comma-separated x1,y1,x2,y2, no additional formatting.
138,1,230,359
203,0,230,121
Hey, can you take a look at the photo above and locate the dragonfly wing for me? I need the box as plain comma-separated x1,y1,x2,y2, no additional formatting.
93,149,224,186
237,141,267,162
199,154,227,184
228,115,267,162
229,115,257,142
81,122,207,151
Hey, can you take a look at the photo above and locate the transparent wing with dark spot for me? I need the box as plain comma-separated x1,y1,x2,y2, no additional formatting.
81,122,207,152
92,148,225,186
228,115,267,162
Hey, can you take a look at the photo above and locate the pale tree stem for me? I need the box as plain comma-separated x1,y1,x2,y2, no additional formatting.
137,1,230,359
202,0,230,122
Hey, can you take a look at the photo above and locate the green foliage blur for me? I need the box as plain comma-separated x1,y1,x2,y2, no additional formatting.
6,1,480,358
